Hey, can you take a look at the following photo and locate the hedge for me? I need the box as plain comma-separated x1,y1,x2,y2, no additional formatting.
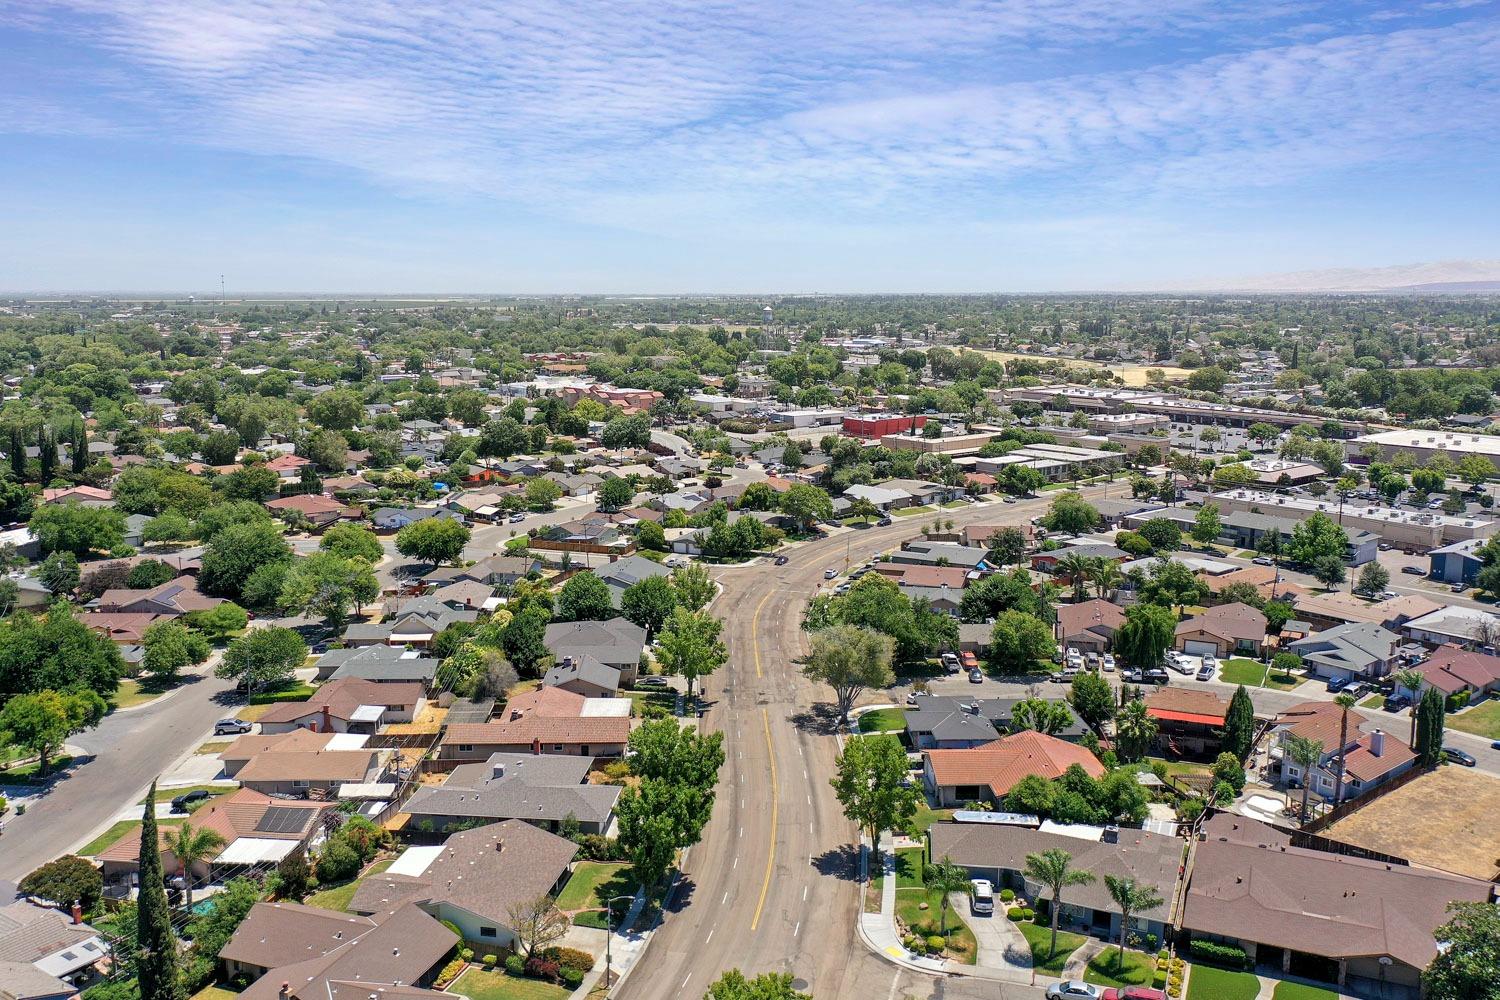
1189,938,1249,969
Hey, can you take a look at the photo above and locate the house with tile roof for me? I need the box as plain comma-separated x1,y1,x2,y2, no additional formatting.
264,493,352,528
1271,701,1416,803
922,730,1105,807
1407,644,1500,704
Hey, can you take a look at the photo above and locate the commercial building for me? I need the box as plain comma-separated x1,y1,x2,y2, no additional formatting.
843,412,926,439
1351,428,1500,465
1210,488,1498,549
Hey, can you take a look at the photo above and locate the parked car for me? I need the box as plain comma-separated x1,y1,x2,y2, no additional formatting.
1085,651,1101,670
824,568,838,580
878,517,893,526
1102,988,1166,1000
1101,654,1116,672
1326,676,1350,693
1401,565,1424,575
1121,668,1143,683
960,651,979,671
906,691,928,706
1046,982,1102,1000
1384,693,1411,711
1252,556,1274,566
214,718,253,735
1143,668,1170,684
1490,740,1500,751
1053,644,1065,663
1452,583,1467,593
941,652,961,673
1196,662,1215,681
1443,747,1477,767
968,668,984,684
508,513,526,523
1379,590,1399,600
171,789,213,813
774,555,789,566
970,879,994,915
640,676,669,686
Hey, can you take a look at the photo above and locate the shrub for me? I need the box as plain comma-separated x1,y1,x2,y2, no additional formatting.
525,956,561,982
1145,932,1158,952
1154,970,1168,988
314,839,360,884
1158,949,1170,961
542,946,596,973
1007,907,1023,920
482,953,497,967
1189,939,1248,968
433,956,466,989
999,888,1015,902
560,968,585,988
1021,907,1035,920
927,935,946,952
460,947,474,962
504,954,525,975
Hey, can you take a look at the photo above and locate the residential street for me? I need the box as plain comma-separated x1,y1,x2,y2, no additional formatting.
616,485,1123,1000
0,665,238,882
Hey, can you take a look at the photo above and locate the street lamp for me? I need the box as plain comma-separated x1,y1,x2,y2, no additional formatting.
602,893,635,991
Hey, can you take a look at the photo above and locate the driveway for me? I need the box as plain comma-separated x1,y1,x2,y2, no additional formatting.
949,893,1032,971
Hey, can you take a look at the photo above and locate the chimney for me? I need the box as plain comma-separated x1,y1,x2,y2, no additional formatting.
321,705,332,733
1369,729,1385,757
532,737,541,754
495,840,505,853
71,902,82,924
280,984,291,1000
1102,825,1120,844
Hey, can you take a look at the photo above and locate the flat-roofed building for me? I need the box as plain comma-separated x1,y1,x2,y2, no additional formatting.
1352,427,1500,465
1211,488,1497,549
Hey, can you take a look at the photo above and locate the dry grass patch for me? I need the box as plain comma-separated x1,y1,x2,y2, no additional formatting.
1324,766,1500,880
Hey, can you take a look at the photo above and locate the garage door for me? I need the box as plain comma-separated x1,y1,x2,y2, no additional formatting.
1183,640,1220,657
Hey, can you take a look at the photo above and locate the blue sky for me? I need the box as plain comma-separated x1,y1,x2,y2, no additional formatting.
1,0,1498,293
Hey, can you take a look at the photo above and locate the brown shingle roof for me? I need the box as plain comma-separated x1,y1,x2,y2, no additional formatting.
443,715,631,748
257,678,424,725
1273,700,1368,749
924,730,1104,797
235,750,378,783
1145,688,1230,724
1174,602,1266,643
1057,599,1125,639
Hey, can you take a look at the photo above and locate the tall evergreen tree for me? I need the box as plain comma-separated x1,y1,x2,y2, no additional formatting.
1415,687,1447,768
136,780,179,1000
1222,685,1255,760
9,425,26,481
71,420,88,474
37,428,56,485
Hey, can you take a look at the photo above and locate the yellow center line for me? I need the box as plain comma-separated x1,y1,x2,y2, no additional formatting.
751,591,771,679
750,705,778,931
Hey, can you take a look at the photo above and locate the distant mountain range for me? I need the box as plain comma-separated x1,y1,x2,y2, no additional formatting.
1187,259,1500,294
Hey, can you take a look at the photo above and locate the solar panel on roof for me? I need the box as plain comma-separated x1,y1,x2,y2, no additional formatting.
256,805,310,834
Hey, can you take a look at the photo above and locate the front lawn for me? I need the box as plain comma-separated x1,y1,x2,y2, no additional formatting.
894,846,926,888
304,858,394,912
557,861,637,913
450,967,571,1000
1272,981,1341,1000
892,505,937,517
148,784,234,805
188,986,241,1000
905,803,956,835
0,755,75,782
894,887,977,964
1017,919,1086,975
1084,947,1157,989
1359,694,1384,709
248,682,318,705
112,677,179,710
194,740,233,755
1218,659,1267,686
858,708,907,733
79,818,185,857
1186,964,1261,1000
1447,697,1500,740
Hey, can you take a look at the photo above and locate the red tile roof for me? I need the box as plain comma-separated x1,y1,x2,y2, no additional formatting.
924,730,1104,796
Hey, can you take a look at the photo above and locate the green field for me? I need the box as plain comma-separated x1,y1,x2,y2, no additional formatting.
112,678,177,710
1447,697,1500,739
1186,964,1261,1000
906,803,956,835
248,682,318,705
858,707,907,732
147,784,234,805
1017,919,1086,975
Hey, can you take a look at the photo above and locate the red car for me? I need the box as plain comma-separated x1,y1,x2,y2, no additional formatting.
1102,988,1165,1000
959,651,979,670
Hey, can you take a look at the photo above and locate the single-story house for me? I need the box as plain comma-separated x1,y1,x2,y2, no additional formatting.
437,691,631,763
1056,599,1125,654
928,822,1180,945
347,821,577,951
256,679,426,734
264,493,352,528
1287,622,1399,683
543,655,624,698
369,506,464,532
218,727,350,777
235,748,385,799
593,555,672,609
922,730,1105,807
402,752,621,834
1407,645,1500,704
314,645,439,685
0,901,106,995
1174,602,1266,658
544,618,646,680
1402,605,1500,648
95,576,222,616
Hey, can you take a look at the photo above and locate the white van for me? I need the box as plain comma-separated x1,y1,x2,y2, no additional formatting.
970,879,994,915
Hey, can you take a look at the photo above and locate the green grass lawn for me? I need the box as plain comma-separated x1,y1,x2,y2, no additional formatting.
450,967,571,1000
188,986,242,1000
1447,697,1500,739
112,677,181,710
79,818,185,857
940,500,969,509
1359,694,1384,709
1146,756,1212,779
892,505,938,517
557,861,637,913
906,803,956,835
1017,919,1086,975
247,682,318,705
1272,981,1341,1000
194,740,233,755
304,858,394,912
1084,947,1158,989
894,846,926,888
858,707,907,732
0,754,75,781
1186,964,1261,1000
626,689,677,717
894,887,977,964
1219,658,1267,686
146,784,234,805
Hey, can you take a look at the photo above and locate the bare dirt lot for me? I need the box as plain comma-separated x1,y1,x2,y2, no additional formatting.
1324,766,1500,880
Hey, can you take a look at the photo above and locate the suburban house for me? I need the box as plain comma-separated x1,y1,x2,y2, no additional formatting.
432,553,542,588
234,748,385,798
842,483,913,511
313,644,439,685
543,655,625,697
0,901,106,998
1287,622,1400,683
1144,688,1229,757
922,730,1105,807
1174,602,1266,658
888,541,991,570
1056,599,1125,653
263,453,312,479
220,901,456,998
1031,542,1129,575
1293,592,1440,633
217,727,353,777
347,821,577,950
436,688,631,764
1272,701,1416,803
1407,645,1500,704
40,486,113,507
342,601,479,647
592,555,672,608
905,696,1086,750
928,822,1180,945
370,506,464,532
544,618,646,682
263,493,352,528
1427,537,1485,585
95,576,222,617
402,752,622,834
1402,604,1500,647
1181,814,1495,994
256,679,426,734
95,788,330,888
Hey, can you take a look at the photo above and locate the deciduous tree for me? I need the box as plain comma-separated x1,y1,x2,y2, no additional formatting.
801,624,895,722
831,734,920,846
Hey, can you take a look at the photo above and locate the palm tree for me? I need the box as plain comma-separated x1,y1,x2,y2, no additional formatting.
1102,875,1164,972
1393,668,1426,750
1054,554,1092,601
1114,700,1159,762
1024,848,1096,960
1086,561,1123,600
1330,692,1358,803
163,822,227,910
924,856,972,936
1283,735,1325,824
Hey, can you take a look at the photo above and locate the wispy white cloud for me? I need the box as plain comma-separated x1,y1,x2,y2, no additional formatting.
4,0,1499,238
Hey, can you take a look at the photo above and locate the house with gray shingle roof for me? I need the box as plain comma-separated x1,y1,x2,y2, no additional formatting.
402,752,620,834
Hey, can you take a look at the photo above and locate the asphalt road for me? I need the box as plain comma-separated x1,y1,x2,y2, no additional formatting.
0,666,239,882
615,484,1127,1000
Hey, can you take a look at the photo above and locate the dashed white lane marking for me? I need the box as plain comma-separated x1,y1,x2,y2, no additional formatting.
739,826,744,838
682,975,692,989
803,885,808,901
794,921,801,937
733,857,738,869
722,891,728,904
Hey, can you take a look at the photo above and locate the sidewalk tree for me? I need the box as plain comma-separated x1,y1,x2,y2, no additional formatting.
0,688,105,776
556,572,614,622
780,483,833,532
136,782,179,1000
848,497,880,523
621,575,679,640
1288,512,1349,567
1311,553,1346,590
0,607,125,698
1041,491,1100,534
924,856,972,935
183,602,249,642
1222,685,1256,760
655,607,728,696
216,626,307,696
163,823,227,911
1023,848,1096,960
830,734,920,846
1424,901,1500,1000
276,552,379,627
671,562,716,611
524,476,564,509
318,524,384,563
598,476,634,512
1102,875,1164,973
628,718,726,791
801,624,895,723
199,521,293,601
705,970,811,1000
616,778,695,887
988,610,1053,672
141,620,211,682
394,517,470,565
